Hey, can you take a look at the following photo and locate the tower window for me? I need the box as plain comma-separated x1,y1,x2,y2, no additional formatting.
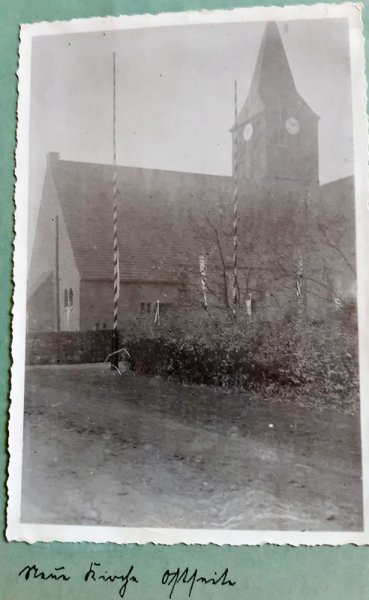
140,302,145,314
147,302,151,313
69,288,74,308
64,289,68,308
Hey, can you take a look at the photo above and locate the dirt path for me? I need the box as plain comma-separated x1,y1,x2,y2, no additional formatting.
21,365,362,530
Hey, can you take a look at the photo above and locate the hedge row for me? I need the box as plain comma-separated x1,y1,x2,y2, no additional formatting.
124,318,359,408
26,317,359,409
26,329,114,364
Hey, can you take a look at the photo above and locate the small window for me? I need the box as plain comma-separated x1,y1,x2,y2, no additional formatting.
64,289,68,308
102,323,107,329
69,288,74,307
140,302,145,315
147,302,151,313
95,323,100,330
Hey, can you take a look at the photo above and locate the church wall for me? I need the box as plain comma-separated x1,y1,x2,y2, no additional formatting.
234,114,267,181
316,177,357,306
265,108,319,184
27,153,80,332
234,106,319,187
79,280,114,330
229,177,356,321
27,155,59,332
122,282,183,318
79,280,182,330
58,198,80,331
27,272,56,332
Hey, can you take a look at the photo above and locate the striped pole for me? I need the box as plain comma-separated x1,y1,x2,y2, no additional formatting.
296,248,303,312
55,215,61,331
199,253,208,309
154,300,160,325
111,52,120,369
232,80,239,318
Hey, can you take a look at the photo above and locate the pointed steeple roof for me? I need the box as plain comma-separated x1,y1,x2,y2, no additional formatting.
234,22,316,128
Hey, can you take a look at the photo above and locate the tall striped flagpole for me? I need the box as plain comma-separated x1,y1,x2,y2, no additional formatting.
232,80,239,318
296,248,304,310
111,52,120,369
199,253,208,309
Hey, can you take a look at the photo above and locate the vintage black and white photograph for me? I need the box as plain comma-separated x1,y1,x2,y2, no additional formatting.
7,4,369,544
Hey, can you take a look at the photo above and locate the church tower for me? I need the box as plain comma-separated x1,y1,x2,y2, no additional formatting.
232,22,319,187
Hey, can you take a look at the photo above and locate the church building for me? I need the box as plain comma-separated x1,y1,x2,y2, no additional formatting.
27,22,356,332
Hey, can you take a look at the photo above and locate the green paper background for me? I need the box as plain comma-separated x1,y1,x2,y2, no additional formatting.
1,1,368,598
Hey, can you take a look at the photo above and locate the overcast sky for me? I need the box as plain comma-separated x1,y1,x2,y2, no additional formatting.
28,17,353,256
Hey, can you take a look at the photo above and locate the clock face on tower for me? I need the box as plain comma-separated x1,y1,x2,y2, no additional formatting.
285,117,300,135
243,122,253,141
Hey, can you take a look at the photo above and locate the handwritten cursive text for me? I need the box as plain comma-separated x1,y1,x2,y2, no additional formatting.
19,564,71,582
162,566,236,598
84,561,138,598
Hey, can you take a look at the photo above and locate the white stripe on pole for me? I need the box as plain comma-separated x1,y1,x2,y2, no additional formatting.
199,253,208,308
232,80,239,317
296,249,303,304
154,300,160,325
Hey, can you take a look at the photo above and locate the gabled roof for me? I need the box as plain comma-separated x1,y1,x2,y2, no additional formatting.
49,155,232,282
32,154,352,294
233,21,318,129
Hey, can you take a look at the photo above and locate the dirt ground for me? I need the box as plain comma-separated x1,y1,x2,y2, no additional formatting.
21,364,363,530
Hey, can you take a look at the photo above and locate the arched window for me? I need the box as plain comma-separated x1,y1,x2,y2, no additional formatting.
69,288,74,308
64,289,68,308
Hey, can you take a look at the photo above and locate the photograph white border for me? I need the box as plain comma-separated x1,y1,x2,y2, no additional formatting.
7,1,369,545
